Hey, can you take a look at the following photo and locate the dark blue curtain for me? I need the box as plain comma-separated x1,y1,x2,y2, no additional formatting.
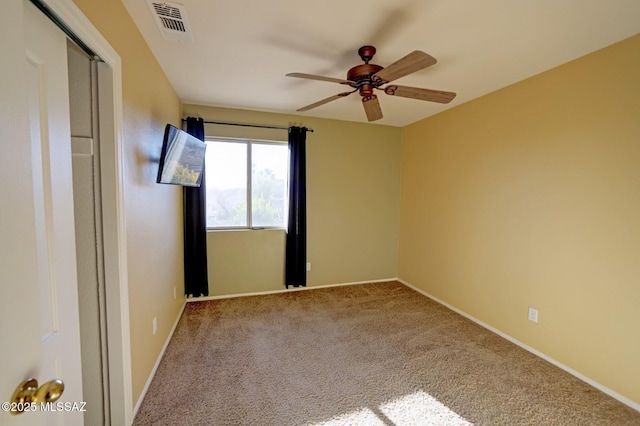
183,117,209,296
285,126,308,288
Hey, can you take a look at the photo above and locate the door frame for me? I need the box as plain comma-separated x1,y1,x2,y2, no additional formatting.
39,1,133,424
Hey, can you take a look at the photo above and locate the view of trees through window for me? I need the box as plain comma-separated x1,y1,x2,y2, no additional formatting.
205,139,288,228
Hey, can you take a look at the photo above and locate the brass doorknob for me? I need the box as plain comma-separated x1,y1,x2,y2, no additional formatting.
9,378,64,415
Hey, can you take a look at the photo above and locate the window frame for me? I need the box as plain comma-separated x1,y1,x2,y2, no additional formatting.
204,137,288,231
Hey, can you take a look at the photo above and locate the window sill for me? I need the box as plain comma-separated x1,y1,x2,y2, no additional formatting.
207,227,286,233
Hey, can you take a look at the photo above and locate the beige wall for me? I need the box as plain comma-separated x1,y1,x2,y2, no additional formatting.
183,105,402,296
208,229,286,295
399,34,640,404
73,0,185,405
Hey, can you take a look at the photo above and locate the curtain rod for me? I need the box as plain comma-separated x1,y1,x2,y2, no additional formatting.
182,118,314,133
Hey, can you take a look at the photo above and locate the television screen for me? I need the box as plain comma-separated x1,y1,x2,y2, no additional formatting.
156,124,206,187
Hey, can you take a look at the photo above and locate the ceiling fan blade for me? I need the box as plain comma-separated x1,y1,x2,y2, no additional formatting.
383,85,456,103
286,72,355,86
372,51,437,84
362,95,383,122
296,90,356,112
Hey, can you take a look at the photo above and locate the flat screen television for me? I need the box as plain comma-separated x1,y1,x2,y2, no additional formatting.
156,124,206,187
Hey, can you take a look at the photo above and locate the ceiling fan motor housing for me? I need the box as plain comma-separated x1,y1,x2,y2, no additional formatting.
348,46,385,97
347,63,383,96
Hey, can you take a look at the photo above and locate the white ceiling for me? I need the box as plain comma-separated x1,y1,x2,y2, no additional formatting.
123,0,640,127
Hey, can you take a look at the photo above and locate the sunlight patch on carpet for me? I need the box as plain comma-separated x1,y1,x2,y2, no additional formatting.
379,390,472,425
310,407,386,426
310,390,471,426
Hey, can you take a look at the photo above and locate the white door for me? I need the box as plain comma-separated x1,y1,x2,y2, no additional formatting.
0,1,84,425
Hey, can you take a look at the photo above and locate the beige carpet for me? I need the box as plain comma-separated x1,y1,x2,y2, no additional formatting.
133,281,640,425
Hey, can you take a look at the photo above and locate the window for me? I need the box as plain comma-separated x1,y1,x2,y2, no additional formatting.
205,139,288,229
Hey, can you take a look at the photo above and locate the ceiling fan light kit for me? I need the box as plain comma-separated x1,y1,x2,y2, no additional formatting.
287,45,456,122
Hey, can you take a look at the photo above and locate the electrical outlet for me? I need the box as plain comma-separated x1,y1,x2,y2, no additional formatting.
153,317,158,335
528,307,539,323
306,262,311,271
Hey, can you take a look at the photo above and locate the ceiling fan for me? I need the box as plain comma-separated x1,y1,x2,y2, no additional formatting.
286,45,456,122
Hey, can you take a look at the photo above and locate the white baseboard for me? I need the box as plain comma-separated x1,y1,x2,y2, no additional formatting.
397,278,640,413
186,277,398,302
132,299,187,418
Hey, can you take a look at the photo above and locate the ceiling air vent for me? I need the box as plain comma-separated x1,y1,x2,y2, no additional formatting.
146,0,194,43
